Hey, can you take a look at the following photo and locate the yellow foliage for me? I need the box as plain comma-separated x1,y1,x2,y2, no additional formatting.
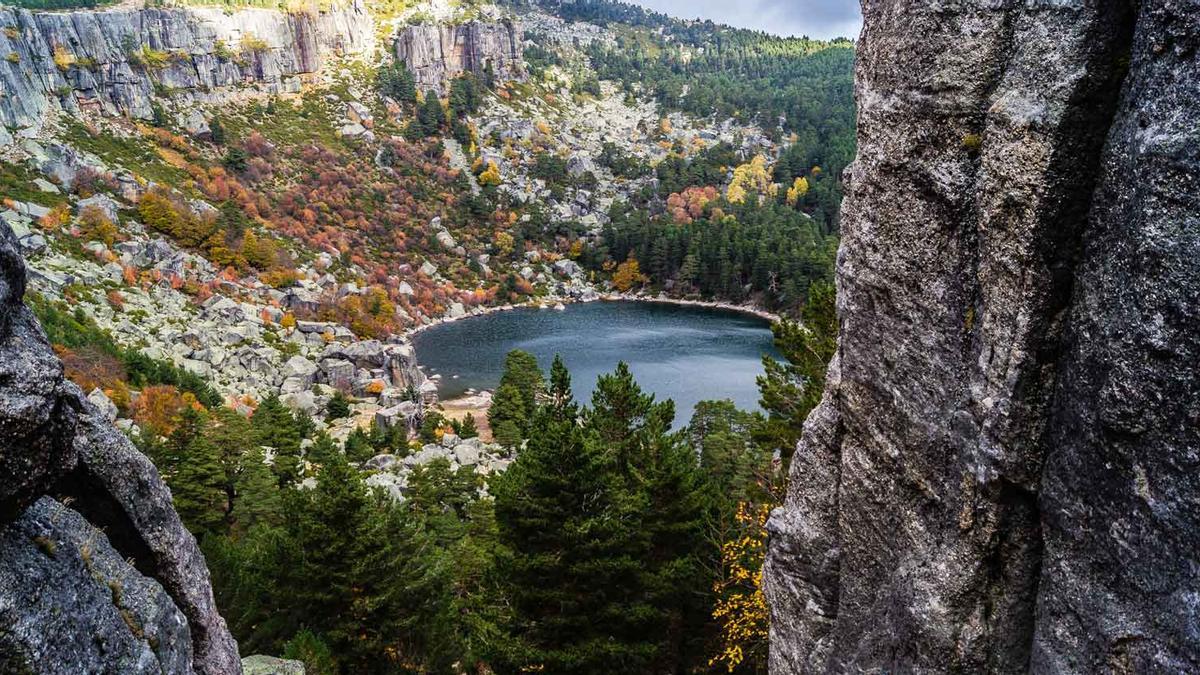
612,255,647,292
280,312,297,330
78,206,118,247
727,154,776,205
709,503,772,673
40,204,71,231
494,231,515,256
785,176,810,206
535,119,552,136
659,116,672,134
478,160,502,186
52,44,75,71
240,34,270,54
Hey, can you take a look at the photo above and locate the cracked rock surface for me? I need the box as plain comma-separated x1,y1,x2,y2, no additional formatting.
764,1,1199,672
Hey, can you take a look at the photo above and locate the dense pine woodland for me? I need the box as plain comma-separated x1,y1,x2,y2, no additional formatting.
509,0,854,312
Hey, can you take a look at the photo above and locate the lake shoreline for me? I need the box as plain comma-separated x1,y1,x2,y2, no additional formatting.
410,296,782,423
402,292,780,341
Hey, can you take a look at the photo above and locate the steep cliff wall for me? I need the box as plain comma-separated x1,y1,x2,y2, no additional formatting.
0,221,240,673
764,1,1199,672
0,1,373,134
394,19,524,94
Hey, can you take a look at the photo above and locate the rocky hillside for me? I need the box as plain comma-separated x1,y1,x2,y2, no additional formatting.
764,0,1199,672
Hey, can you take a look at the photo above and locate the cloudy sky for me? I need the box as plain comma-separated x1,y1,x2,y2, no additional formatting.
630,0,862,40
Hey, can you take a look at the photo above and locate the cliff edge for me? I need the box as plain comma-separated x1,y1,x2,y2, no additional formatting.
764,0,1198,672
0,221,240,672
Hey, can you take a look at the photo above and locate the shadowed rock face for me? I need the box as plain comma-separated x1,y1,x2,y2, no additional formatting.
764,1,1199,673
0,498,193,673
0,221,240,673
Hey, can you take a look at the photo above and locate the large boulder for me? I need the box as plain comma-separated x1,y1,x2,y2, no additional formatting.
763,2,1200,673
242,655,305,675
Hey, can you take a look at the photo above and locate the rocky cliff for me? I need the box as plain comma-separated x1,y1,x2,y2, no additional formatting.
0,221,239,672
764,1,1198,672
394,19,524,94
0,0,373,138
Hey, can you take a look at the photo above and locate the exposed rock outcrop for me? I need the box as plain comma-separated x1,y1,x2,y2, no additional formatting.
0,497,193,673
394,19,524,94
0,1,374,133
764,1,1199,673
0,221,240,673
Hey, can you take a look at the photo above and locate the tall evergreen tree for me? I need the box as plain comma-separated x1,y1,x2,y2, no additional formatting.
493,363,654,673
584,362,713,671
170,407,228,539
251,393,303,487
418,90,445,136
233,446,283,532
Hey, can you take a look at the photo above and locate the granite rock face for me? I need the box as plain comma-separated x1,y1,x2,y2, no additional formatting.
0,220,240,673
764,1,1199,672
395,19,524,94
0,497,194,673
0,1,373,132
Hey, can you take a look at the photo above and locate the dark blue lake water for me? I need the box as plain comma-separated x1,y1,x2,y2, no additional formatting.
411,301,781,424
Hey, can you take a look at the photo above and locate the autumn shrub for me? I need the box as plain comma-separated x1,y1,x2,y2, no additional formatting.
132,384,196,437
55,345,126,396
78,205,119,247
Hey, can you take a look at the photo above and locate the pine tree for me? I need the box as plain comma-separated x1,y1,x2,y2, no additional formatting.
307,432,340,466
343,427,373,463
755,279,837,462
170,407,228,539
547,354,574,412
418,90,445,136
493,364,654,673
457,413,479,439
325,390,351,420
233,446,283,532
251,393,303,487
203,407,255,528
277,453,370,656
584,362,713,671
489,383,527,449
586,361,673,473
209,116,225,145
500,349,544,418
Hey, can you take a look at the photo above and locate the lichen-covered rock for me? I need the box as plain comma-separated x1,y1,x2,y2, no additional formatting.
764,1,1199,673
0,497,193,673
395,19,524,94
241,654,305,675
1033,3,1200,671
60,408,242,675
0,221,78,524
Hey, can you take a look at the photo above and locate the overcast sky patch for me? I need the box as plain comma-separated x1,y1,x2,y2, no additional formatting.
629,0,862,40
